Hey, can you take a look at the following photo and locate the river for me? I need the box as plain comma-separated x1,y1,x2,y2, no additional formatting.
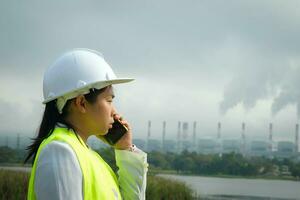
158,174,300,200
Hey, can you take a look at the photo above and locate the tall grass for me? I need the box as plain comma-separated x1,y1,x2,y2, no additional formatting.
0,169,29,200
0,169,198,199
146,175,197,200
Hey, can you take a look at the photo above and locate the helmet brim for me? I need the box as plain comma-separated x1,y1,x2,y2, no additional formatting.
42,78,134,104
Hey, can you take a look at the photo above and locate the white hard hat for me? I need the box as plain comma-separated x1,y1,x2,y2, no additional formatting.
43,48,134,114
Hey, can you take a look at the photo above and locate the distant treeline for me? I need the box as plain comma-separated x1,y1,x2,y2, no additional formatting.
1,145,300,179
146,150,300,179
0,146,26,164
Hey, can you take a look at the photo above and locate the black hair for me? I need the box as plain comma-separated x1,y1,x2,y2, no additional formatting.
24,86,110,164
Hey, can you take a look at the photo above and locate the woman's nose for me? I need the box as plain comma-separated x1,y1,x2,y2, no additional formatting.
111,106,117,117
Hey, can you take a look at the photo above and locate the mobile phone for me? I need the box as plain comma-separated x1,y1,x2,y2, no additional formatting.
104,118,128,145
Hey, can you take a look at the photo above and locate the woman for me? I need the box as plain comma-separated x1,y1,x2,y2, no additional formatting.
24,48,148,200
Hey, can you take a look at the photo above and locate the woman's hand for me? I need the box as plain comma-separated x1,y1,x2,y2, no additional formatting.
96,114,133,150
112,114,133,150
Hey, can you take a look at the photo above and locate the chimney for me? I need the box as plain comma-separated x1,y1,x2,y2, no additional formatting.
241,122,246,156
182,122,189,139
269,123,273,152
146,120,151,152
242,122,246,140
193,121,197,147
217,122,221,139
269,123,273,141
147,120,151,138
177,121,181,140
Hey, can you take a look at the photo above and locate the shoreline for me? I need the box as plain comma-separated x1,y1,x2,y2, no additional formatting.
150,169,299,181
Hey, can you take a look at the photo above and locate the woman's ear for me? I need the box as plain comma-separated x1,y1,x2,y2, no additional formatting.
74,95,88,113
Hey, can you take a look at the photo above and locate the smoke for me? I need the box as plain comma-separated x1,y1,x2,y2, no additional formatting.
215,1,300,119
271,64,300,118
220,56,300,119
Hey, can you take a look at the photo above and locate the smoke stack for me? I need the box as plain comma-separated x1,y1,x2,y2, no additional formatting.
241,122,246,156
217,122,221,139
177,121,181,141
242,122,246,140
146,120,151,152
269,123,273,141
296,123,299,152
182,122,188,139
193,121,197,146
147,120,151,138
269,123,273,152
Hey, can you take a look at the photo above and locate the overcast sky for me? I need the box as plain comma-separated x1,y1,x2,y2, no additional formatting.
1,0,300,142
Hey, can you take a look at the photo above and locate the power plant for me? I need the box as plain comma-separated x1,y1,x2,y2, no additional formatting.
132,121,300,161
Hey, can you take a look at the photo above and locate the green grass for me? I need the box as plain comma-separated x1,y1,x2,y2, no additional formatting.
0,169,29,200
0,169,198,200
146,175,199,200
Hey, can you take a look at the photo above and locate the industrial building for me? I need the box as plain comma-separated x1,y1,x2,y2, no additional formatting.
197,138,218,154
250,140,269,157
275,141,296,159
222,139,241,154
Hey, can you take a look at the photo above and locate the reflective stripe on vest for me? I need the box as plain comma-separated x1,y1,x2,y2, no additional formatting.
27,127,122,200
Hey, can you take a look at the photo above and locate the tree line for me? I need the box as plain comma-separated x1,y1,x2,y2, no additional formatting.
147,149,300,179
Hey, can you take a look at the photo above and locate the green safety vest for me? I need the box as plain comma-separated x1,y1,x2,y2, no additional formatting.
27,127,122,200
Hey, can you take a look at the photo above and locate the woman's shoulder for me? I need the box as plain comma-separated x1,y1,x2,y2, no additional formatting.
35,139,83,199
37,140,80,169
40,140,74,156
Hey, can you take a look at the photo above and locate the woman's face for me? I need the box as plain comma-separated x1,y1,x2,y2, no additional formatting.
85,86,116,135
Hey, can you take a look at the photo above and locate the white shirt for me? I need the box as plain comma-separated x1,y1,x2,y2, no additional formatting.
34,125,148,200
